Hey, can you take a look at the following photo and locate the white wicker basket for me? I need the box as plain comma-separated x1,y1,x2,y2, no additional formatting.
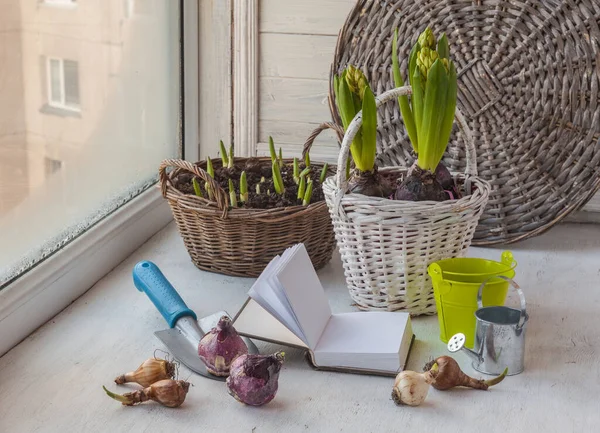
322,86,491,314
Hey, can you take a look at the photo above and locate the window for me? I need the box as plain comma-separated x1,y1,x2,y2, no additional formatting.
0,0,186,288
44,0,77,6
124,0,135,18
47,58,81,112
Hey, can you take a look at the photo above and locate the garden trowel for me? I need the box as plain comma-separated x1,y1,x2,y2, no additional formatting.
133,260,259,381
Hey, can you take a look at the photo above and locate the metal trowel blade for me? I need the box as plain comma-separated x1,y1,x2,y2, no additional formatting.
155,310,259,381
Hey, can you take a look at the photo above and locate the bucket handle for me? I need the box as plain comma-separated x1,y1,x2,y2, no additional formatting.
501,251,517,270
477,275,527,330
427,263,452,295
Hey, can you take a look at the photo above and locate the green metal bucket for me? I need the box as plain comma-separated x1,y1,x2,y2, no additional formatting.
427,251,517,348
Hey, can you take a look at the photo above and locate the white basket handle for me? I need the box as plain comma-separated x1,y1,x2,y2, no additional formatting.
335,86,478,192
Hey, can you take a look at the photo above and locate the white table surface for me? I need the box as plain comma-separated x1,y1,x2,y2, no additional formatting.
1,222,599,433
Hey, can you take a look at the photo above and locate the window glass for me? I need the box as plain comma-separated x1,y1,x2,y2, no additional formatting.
49,58,62,104
63,60,80,108
0,0,181,287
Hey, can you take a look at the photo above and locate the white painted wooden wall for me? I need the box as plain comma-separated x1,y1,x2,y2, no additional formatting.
201,0,599,215
256,0,356,163
254,0,600,213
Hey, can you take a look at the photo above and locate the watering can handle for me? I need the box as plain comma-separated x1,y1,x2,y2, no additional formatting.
477,275,527,330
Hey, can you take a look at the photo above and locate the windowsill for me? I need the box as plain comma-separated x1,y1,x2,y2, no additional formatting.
1,222,599,430
39,104,82,118
39,2,78,9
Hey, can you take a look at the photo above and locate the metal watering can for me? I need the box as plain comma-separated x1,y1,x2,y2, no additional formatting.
447,276,528,376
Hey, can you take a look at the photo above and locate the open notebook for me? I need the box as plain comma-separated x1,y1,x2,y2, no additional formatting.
232,244,414,376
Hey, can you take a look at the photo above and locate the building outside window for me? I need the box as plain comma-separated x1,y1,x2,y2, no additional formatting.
43,0,77,6
0,0,183,287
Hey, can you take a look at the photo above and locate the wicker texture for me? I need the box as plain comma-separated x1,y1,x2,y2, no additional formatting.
321,87,491,314
329,0,600,245
159,158,336,277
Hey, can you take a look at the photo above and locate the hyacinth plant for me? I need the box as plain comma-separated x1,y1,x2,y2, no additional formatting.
333,65,384,197
392,27,459,201
190,137,318,209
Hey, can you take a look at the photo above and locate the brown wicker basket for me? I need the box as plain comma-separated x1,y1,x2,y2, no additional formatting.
328,0,600,245
159,158,336,277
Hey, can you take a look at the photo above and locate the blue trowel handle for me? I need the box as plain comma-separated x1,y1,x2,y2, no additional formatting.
133,261,197,328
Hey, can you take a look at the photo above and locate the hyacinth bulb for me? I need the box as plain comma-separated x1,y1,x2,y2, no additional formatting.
197,316,248,377
226,352,285,406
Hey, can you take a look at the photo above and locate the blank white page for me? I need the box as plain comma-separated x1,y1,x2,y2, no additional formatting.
248,256,306,342
313,312,411,372
233,299,307,349
276,244,332,349
266,244,303,329
267,273,304,337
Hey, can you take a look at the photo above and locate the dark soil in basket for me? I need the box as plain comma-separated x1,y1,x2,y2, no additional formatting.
172,158,327,209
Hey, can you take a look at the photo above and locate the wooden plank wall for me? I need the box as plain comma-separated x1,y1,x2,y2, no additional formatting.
257,0,356,163
199,0,232,159
255,0,600,214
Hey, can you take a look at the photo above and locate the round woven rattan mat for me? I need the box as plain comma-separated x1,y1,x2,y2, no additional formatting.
329,0,600,244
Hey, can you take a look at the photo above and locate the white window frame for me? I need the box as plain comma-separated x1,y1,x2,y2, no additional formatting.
43,0,77,7
0,0,199,356
46,57,81,112
124,0,135,19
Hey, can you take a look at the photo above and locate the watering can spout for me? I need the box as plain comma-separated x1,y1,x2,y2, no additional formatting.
461,346,484,364
447,333,484,363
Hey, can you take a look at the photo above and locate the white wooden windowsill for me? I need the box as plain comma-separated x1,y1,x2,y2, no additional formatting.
1,222,599,432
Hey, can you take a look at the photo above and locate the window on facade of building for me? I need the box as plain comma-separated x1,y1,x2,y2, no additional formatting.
44,0,77,6
47,58,81,111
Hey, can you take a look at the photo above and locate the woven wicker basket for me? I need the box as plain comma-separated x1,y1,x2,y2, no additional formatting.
159,158,336,277
329,0,600,245
319,86,490,314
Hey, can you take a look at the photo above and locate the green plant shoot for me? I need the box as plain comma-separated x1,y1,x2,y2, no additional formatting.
299,167,311,179
392,28,418,153
206,156,214,177
278,147,283,168
392,27,457,172
219,140,229,166
240,171,248,202
334,65,378,173
359,85,377,172
228,144,234,169
293,157,300,183
302,179,313,206
269,136,277,164
205,156,215,200
255,183,261,194
272,160,285,194
320,163,329,183
437,33,449,60
408,28,457,172
346,158,351,180
228,179,238,207
304,151,310,167
297,175,306,200
192,178,203,198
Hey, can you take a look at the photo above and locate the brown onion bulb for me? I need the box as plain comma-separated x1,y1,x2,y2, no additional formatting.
423,356,507,391
103,379,190,408
114,357,175,388
197,316,248,376
391,368,438,406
